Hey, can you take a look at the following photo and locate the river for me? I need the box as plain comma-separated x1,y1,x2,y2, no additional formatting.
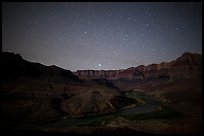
40,91,160,128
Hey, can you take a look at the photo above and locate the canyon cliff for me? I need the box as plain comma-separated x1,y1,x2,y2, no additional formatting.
74,52,202,90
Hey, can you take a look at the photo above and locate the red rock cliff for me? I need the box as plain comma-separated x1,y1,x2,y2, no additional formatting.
74,52,202,81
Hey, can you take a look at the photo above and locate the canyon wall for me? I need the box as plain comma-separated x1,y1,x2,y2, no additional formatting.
74,52,202,82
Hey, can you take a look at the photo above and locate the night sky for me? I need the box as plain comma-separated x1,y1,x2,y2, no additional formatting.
2,2,202,71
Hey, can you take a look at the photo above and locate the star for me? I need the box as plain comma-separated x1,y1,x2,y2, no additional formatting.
2,2,201,72
152,48,156,52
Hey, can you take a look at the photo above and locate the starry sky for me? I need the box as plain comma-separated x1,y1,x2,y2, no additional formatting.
2,2,202,71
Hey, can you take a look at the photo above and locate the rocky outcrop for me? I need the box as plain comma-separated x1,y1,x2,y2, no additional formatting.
60,89,135,117
1,52,134,121
74,52,202,82
61,90,117,116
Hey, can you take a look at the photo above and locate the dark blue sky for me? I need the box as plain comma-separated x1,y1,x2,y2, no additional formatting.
2,2,202,71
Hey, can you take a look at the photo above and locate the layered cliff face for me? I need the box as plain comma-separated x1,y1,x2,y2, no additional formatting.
74,52,202,82
74,69,145,81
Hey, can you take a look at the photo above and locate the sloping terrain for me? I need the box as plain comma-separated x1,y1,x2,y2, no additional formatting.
103,78,202,134
1,52,133,126
1,52,202,134
73,52,202,134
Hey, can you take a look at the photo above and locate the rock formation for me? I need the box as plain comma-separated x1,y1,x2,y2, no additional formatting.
1,52,132,123
74,52,202,86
